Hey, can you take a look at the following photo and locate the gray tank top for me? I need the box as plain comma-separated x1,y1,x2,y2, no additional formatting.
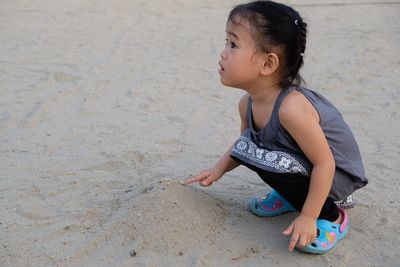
230,86,368,200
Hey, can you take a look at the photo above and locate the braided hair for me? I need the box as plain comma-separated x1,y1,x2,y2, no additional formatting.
228,1,307,88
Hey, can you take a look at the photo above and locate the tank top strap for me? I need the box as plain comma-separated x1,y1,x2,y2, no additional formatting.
246,87,296,133
246,95,253,118
268,86,296,130
246,95,253,128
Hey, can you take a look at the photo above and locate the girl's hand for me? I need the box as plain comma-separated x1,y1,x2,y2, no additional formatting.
282,213,317,251
183,167,223,187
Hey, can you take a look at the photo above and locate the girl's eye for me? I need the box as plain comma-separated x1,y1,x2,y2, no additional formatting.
225,38,237,48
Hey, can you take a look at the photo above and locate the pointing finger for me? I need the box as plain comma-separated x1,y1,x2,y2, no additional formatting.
200,176,214,187
289,232,300,251
183,172,209,185
282,223,294,236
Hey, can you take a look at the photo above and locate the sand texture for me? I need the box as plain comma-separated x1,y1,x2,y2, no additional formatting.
1,0,400,266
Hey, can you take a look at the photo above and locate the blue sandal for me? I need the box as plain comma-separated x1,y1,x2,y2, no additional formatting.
297,208,349,254
249,189,296,217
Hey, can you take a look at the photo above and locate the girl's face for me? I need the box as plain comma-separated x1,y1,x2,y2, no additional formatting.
218,17,265,89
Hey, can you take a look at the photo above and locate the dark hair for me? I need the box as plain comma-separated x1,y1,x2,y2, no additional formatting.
228,1,307,87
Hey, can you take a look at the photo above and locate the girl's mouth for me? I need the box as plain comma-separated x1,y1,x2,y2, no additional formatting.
219,63,225,73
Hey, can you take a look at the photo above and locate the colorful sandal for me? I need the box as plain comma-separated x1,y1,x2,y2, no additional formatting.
297,208,349,254
248,189,296,217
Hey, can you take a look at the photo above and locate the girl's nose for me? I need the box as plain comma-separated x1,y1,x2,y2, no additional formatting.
220,47,227,60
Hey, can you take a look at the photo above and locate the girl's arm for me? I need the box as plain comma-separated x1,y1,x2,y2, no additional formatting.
184,93,249,186
279,91,335,250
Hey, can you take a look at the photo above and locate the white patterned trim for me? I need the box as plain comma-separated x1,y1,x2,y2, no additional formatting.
231,136,309,176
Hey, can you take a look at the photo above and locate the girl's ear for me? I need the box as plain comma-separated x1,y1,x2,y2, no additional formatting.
260,52,280,76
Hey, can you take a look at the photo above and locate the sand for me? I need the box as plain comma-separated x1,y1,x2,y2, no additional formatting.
1,0,399,266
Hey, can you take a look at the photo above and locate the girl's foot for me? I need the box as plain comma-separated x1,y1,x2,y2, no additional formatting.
297,208,349,254
248,189,296,217
333,209,343,224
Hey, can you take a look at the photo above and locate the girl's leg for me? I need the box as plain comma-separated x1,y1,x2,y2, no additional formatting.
256,169,339,222
231,156,339,222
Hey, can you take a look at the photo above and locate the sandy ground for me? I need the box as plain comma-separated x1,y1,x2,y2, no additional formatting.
1,0,400,266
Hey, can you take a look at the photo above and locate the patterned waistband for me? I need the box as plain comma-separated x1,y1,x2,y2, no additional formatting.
231,136,309,176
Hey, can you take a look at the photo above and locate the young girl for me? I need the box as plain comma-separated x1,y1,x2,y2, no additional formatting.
185,0,367,254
